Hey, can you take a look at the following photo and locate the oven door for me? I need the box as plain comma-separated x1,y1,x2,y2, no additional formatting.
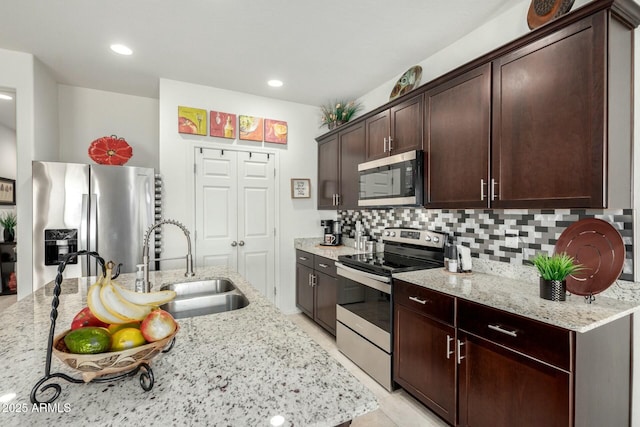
335,262,391,341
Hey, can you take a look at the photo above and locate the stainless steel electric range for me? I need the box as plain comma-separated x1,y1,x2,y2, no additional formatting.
335,228,446,391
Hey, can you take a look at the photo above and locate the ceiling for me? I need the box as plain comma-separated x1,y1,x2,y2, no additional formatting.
0,0,515,122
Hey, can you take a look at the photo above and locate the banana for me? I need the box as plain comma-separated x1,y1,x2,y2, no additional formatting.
87,275,125,324
109,279,176,306
100,281,152,322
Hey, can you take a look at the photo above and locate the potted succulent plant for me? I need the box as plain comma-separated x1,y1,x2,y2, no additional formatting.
0,211,16,242
531,252,583,301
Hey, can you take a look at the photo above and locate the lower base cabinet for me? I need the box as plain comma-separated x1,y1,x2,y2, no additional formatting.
295,249,337,335
393,280,632,427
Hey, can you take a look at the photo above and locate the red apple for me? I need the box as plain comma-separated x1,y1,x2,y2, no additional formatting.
71,306,109,330
140,309,177,342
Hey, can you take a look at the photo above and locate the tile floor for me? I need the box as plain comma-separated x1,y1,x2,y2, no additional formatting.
288,313,448,427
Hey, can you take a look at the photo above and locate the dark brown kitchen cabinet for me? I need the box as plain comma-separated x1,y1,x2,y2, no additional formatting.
317,134,339,209
424,64,491,208
457,300,572,427
295,249,337,335
491,10,632,208
394,282,632,427
394,281,456,425
317,122,365,210
365,95,422,161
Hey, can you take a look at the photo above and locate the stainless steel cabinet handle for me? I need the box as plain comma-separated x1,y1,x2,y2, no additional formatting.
488,324,518,337
409,296,428,305
336,194,340,206
383,137,388,153
457,340,465,364
311,274,317,287
446,335,454,360
298,256,308,261
318,263,329,268
308,273,312,287
238,240,245,246
491,178,499,201
231,241,237,247
480,178,486,201
388,136,393,151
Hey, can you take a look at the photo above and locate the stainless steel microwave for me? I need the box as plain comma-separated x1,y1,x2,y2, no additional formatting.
358,150,424,207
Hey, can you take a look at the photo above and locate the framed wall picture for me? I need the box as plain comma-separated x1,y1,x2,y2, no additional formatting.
264,119,288,144
178,106,207,135
210,111,236,139
291,178,311,199
239,115,264,141
0,177,16,205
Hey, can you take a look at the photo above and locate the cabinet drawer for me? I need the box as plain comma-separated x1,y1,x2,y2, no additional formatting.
394,280,455,326
458,299,572,370
314,255,336,277
296,250,314,268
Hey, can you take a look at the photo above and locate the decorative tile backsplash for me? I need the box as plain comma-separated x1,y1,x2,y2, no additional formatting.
338,208,634,281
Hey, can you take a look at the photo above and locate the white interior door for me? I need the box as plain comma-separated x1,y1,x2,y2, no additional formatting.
237,151,275,299
195,148,276,301
195,149,238,270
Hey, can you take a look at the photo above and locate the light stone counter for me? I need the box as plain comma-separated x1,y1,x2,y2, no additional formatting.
294,238,360,260
394,268,640,333
0,266,377,426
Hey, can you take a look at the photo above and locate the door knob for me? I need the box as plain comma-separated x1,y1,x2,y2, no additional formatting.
231,241,237,247
238,240,245,246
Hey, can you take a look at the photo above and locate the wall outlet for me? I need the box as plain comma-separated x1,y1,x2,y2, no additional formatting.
505,230,519,248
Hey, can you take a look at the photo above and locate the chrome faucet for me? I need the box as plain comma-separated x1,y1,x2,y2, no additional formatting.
141,219,195,292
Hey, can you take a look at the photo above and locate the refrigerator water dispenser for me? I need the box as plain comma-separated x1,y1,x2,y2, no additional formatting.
44,229,78,265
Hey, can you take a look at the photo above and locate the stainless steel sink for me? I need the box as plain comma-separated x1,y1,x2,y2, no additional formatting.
160,278,236,297
159,278,249,319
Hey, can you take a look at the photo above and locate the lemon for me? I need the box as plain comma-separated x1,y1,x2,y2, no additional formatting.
64,327,111,354
108,321,141,334
111,327,146,351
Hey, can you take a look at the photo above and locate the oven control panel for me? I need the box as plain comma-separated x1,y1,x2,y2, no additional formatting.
383,228,446,248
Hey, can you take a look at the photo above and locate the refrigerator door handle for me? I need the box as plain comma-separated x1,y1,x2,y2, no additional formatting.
80,194,90,277
88,193,98,276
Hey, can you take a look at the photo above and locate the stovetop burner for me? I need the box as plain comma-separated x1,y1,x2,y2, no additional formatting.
337,228,446,276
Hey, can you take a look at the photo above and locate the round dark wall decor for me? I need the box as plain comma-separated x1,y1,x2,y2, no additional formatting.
527,0,575,30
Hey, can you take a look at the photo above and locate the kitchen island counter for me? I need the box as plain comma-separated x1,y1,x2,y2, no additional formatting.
0,266,377,426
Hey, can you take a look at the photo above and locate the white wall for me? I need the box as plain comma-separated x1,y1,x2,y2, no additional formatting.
33,58,59,162
159,78,323,313
0,123,16,179
58,85,159,169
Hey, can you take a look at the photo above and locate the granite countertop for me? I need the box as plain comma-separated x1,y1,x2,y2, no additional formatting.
0,266,377,426
294,238,360,261
394,268,640,333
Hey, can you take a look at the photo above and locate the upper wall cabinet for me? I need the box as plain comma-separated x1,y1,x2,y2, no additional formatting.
317,123,365,210
365,95,423,161
491,8,634,209
424,64,491,209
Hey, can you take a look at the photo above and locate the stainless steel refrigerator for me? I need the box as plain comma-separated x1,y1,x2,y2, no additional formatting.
32,161,156,289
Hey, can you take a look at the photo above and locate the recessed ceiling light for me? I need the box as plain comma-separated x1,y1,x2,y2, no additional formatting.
0,94,13,101
267,79,283,88
110,44,133,55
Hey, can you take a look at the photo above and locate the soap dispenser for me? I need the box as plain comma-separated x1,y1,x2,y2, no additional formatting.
134,264,146,292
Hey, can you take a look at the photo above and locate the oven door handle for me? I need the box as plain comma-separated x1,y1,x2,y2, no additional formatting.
335,262,391,283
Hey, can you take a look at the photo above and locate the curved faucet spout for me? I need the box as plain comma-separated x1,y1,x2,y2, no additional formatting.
142,219,195,292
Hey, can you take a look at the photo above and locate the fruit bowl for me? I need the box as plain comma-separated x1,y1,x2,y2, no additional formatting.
52,325,179,383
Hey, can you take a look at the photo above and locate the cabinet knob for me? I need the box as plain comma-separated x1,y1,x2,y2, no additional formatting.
238,240,245,246
231,241,237,247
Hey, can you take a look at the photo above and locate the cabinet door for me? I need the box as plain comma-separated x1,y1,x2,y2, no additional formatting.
457,331,571,427
295,263,314,318
390,95,423,155
394,304,456,425
365,110,390,161
339,122,366,209
491,13,605,208
425,64,491,208
317,135,339,209
314,271,337,335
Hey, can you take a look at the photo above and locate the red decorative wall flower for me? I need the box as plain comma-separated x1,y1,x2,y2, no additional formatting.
88,135,133,165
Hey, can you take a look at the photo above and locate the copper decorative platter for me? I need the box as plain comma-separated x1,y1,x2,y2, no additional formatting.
554,218,625,296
